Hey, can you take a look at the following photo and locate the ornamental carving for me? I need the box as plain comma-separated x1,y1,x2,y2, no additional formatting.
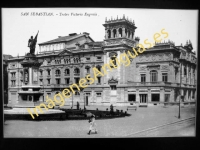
140,66,146,71
145,55,149,61
158,54,164,60
152,54,156,61
161,65,169,70
165,53,171,60
139,55,144,62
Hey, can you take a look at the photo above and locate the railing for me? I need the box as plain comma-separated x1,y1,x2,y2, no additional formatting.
55,74,61,77
64,74,70,76
74,73,80,76
47,75,51,78
127,82,172,86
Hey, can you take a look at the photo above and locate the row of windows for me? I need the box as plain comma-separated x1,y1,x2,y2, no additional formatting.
141,71,168,82
47,92,102,96
39,77,102,85
39,67,102,76
47,56,102,65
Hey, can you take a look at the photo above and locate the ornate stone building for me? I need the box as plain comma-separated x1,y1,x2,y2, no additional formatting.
6,16,197,107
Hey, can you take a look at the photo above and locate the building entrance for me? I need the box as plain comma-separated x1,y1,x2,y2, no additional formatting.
128,94,136,102
151,94,160,102
140,94,147,103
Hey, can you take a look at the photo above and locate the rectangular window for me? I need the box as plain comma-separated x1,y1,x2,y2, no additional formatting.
48,70,51,75
56,79,60,84
11,72,16,77
96,93,102,97
47,79,50,84
40,79,43,85
86,68,90,74
65,78,70,84
86,57,90,61
141,74,146,82
75,91,80,95
97,56,102,60
97,77,101,84
74,78,80,84
162,73,168,82
110,85,116,90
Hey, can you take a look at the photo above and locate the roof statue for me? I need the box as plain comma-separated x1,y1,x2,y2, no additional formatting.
28,31,39,55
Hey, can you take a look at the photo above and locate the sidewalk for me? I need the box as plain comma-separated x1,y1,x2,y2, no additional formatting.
4,105,196,138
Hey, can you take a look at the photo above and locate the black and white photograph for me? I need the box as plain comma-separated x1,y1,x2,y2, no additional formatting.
2,8,198,138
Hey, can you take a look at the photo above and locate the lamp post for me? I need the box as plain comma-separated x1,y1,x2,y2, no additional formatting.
178,63,182,119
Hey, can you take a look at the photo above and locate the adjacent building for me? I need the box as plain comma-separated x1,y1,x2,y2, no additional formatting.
6,16,197,107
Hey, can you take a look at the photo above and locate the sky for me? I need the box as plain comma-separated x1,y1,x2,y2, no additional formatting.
2,8,198,57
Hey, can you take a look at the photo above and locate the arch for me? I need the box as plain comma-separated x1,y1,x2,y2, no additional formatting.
107,30,111,38
65,68,70,75
55,68,61,75
113,29,117,38
150,70,158,82
74,67,80,74
119,28,122,37
125,29,127,37
96,65,102,71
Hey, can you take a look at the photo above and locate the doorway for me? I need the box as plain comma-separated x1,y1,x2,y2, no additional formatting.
140,94,147,103
86,96,88,106
151,94,160,102
128,94,136,102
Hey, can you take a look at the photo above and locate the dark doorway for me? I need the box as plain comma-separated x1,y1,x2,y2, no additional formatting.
151,94,160,102
86,96,88,106
128,94,136,102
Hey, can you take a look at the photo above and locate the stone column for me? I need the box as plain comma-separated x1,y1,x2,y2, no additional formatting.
111,29,114,38
130,32,132,39
148,89,151,103
105,30,107,39
29,67,32,85
116,29,119,38
160,88,164,103
170,89,175,102
136,89,140,104
122,28,126,37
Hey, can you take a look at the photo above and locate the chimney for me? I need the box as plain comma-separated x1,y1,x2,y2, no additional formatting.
69,33,77,36
83,32,90,36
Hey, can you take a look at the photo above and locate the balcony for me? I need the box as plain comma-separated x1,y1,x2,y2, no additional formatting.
74,73,80,76
11,76,16,80
64,73,70,76
11,85,16,87
47,75,51,78
127,82,173,86
55,74,61,77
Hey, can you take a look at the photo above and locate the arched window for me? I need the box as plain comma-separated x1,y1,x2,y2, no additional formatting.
55,69,60,75
150,70,158,82
184,67,187,76
125,29,127,37
65,68,70,75
85,66,90,74
74,68,80,74
107,30,111,38
113,29,117,38
96,65,101,72
119,28,122,37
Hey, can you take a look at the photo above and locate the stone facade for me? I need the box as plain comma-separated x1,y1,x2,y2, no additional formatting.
6,16,197,107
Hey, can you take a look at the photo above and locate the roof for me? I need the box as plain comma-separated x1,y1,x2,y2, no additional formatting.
39,34,94,45
3,54,13,60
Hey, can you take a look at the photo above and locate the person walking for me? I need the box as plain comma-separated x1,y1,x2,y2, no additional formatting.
88,115,97,135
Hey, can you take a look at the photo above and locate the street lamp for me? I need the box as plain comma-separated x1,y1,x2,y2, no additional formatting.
178,63,182,119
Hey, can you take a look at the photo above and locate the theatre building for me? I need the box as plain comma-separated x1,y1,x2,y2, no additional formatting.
6,16,197,107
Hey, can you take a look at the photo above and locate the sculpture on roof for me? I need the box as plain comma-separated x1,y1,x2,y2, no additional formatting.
28,31,39,55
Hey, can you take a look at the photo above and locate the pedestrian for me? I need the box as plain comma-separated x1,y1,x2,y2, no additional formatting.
88,115,97,135
77,101,79,110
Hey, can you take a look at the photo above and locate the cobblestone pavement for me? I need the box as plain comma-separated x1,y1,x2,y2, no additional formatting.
4,105,196,138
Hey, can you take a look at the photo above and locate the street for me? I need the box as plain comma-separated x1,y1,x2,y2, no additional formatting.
4,105,196,138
